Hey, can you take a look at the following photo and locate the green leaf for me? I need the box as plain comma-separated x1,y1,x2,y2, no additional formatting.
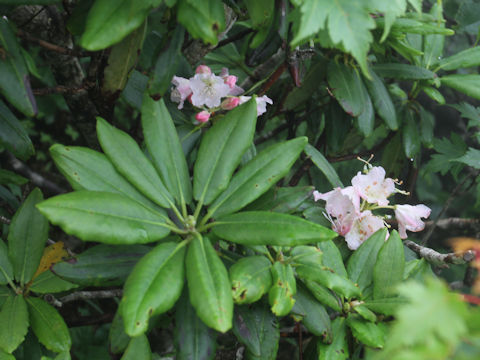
120,334,151,360
0,18,37,117
422,86,445,105
268,262,296,316
0,295,28,354
230,256,272,305
0,287,11,308
176,0,225,45
193,99,257,205
96,117,173,209
456,147,480,169
0,100,34,161
423,3,445,69
317,317,349,359
8,188,48,285
366,0,407,42
327,62,366,117
232,302,279,359
437,46,480,71
402,108,421,158
353,304,377,322
212,211,337,246
50,145,160,210
175,291,217,360
27,297,71,353
208,137,307,218
364,70,398,130
141,96,192,206
379,17,454,35
317,240,348,278
0,242,13,286
303,280,341,312
186,235,233,333
304,144,343,188
372,63,435,80
0,169,28,186
109,311,130,354
80,0,157,50
347,228,388,293
102,21,146,96
292,284,331,340
28,270,78,294
425,134,467,175
120,241,186,337
52,244,150,286
0,349,14,360
37,191,171,245
357,87,375,136
244,186,314,214
363,297,408,316
373,230,405,299
292,0,375,76
346,315,384,348
441,74,480,100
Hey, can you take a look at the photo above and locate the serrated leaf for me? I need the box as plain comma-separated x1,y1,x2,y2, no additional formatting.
364,70,398,130
186,235,233,333
305,144,343,188
8,188,48,285
37,191,171,245
175,291,217,360
233,302,279,359
141,96,192,206
372,63,435,80
0,18,37,116
193,99,257,205
366,0,407,42
373,230,405,299
455,147,480,169
121,334,151,360
208,137,307,218
120,242,186,336
441,74,480,100
97,117,173,209
0,100,34,161
0,295,28,354
27,297,71,353
50,144,160,210
230,256,272,305
212,211,337,246
52,244,150,286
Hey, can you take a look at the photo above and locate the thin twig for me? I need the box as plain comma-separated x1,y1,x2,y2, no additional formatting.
216,28,254,48
45,289,123,307
32,85,89,96
17,30,88,57
404,240,475,266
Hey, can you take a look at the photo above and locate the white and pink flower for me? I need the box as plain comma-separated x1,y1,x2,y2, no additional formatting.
170,76,192,110
352,166,395,206
395,204,431,239
345,211,386,250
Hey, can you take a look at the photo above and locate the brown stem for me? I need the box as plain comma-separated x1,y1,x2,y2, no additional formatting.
17,30,88,57
404,240,475,266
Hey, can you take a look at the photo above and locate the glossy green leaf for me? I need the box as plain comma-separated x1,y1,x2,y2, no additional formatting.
121,241,186,336
50,145,160,210
244,186,314,214
141,96,192,205
27,297,71,353
317,317,349,358
441,74,480,100
208,137,307,218
347,228,388,293
0,287,11,308
364,70,398,130
304,144,343,187
97,117,173,208
357,86,375,136
353,304,377,322
402,108,421,158
102,21,146,95
193,99,257,205
121,334,151,360
29,270,78,294
177,0,225,45
0,18,37,117
290,245,323,268
109,311,130,354
37,191,171,245
327,62,366,117
303,279,341,312
372,63,435,80
437,46,480,71
296,266,361,299
233,302,279,359
422,86,445,105
268,262,296,316
0,241,13,286
52,244,150,286
230,256,272,304
80,0,158,50
422,4,445,69
175,291,217,360
317,240,348,278
0,100,34,161
8,188,48,285
373,230,405,299
213,211,337,246
0,295,28,354
292,284,332,340
346,315,384,348
186,235,233,333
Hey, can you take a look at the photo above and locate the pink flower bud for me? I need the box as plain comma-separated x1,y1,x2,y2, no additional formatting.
195,65,212,75
220,97,240,110
224,75,237,89
195,111,211,123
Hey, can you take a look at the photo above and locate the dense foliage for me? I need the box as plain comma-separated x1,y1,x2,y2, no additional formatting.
1,0,480,359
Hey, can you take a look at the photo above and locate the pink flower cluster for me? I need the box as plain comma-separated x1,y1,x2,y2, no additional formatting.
171,65,273,123
313,166,431,250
